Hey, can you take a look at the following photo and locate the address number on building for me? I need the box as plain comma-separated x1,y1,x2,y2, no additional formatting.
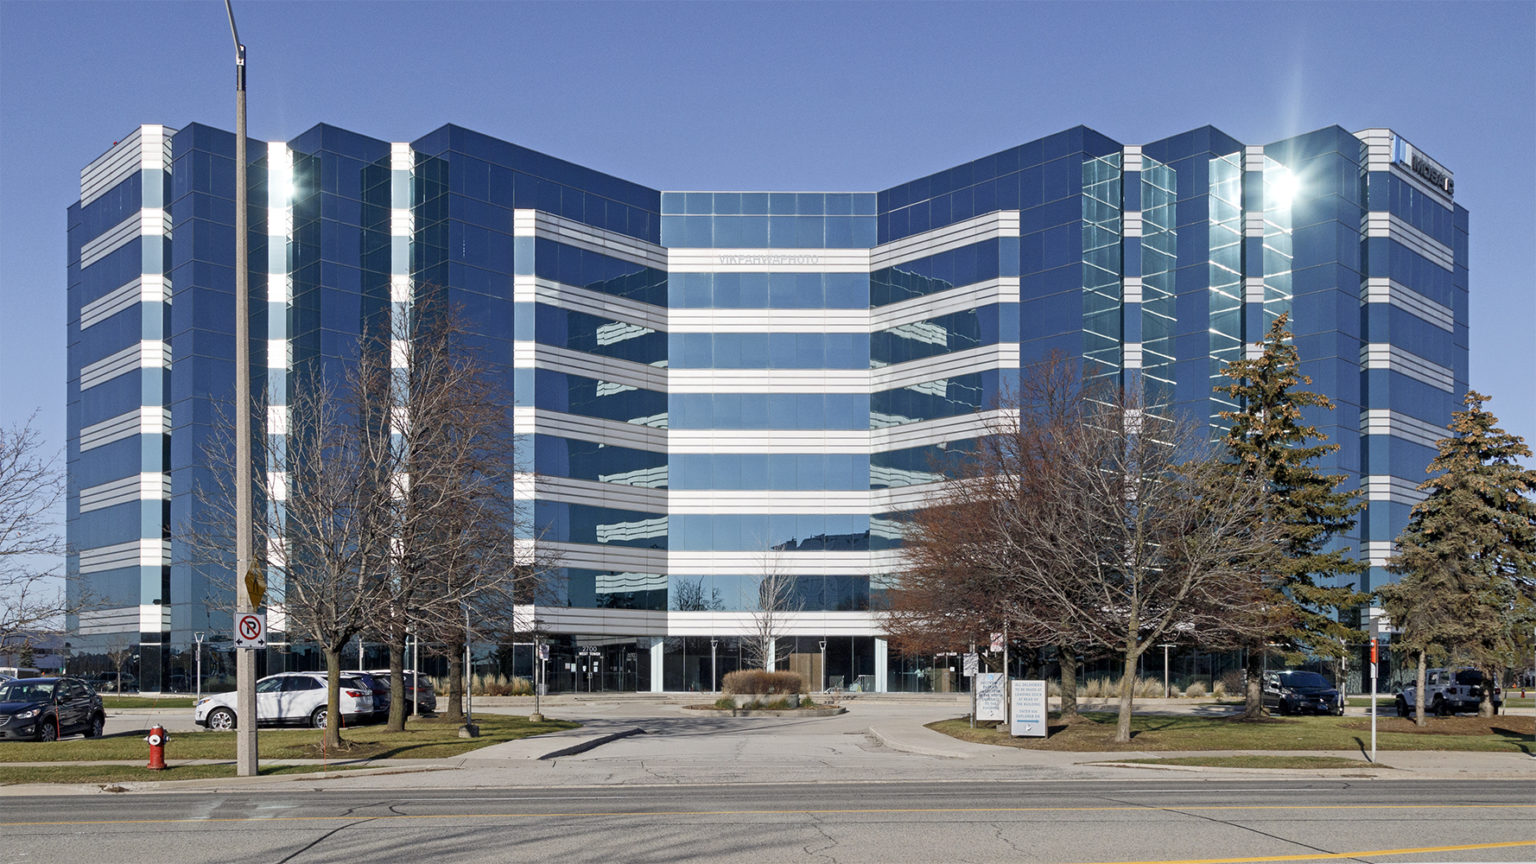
235,613,266,649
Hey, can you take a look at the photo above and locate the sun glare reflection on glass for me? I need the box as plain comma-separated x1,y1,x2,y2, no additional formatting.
1269,168,1299,208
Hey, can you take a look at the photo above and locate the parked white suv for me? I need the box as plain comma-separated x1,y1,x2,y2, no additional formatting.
1396,667,1503,716
194,672,373,730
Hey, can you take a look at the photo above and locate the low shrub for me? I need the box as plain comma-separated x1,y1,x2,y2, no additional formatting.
1212,681,1228,698
1184,681,1207,698
714,696,735,710
722,669,804,695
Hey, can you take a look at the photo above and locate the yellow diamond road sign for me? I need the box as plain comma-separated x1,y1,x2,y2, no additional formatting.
244,562,266,609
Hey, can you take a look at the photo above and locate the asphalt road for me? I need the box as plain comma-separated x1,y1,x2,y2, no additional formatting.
2,779,1531,864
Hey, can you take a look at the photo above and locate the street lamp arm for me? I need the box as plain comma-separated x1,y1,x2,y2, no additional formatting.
224,0,245,87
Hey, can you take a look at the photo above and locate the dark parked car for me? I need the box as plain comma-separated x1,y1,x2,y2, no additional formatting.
1262,670,1344,716
342,671,390,722
0,677,107,741
367,669,437,714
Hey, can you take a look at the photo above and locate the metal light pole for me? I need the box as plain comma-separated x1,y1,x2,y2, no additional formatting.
710,638,718,693
225,0,258,778
1160,643,1174,699
194,632,206,700
819,640,828,693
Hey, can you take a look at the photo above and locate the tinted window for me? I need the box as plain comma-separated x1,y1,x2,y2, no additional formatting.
256,678,284,693
1278,672,1330,688
1454,669,1484,686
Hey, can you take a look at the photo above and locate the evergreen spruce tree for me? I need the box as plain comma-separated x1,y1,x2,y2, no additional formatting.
1384,391,1536,718
1216,314,1369,719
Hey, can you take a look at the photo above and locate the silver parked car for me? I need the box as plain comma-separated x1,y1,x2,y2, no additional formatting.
194,672,373,730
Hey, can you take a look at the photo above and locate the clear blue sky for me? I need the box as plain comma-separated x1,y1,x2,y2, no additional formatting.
3,1,1533,458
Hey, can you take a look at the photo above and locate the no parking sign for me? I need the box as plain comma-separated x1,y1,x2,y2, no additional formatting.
235,612,266,649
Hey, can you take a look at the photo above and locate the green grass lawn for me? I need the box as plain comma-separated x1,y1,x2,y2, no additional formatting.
930,711,1534,753
101,695,198,709
0,713,579,768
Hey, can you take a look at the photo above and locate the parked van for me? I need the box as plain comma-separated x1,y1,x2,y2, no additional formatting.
0,667,43,679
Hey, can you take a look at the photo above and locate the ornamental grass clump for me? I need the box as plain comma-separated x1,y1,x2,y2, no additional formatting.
722,670,804,696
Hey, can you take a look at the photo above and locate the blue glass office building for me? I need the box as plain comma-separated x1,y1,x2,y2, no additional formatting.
66,123,1467,692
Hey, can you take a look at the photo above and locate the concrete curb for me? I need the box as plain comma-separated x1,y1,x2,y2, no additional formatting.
536,727,646,760
1082,760,1394,777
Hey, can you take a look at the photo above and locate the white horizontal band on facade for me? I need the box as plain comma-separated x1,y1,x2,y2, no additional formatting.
76,605,140,635
666,428,870,455
517,473,667,514
1122,145,1143,173
668,489,871,516
79,275,172,330
1122,210,1143,238
1243,277,1265,305
140,603,172,633
667,550,872,577
514,406,668,451
1364,540,1396,568
1243,145,1266,173
77,538,170,573
267,471,288,502
79,340,170,390
1360,278,1454,331
515,605,885,638
513,341,667,392
390,142,413,173
515,275,668,329
1356,128,1394,172
79,406,171,452
1122,342,1143,370
668,247,870,274
391,208,412,237
539,540,668,574
1244,208,1265,237
871,342,1020,391
79,125,173,207
80,209,166,269
871,277,1019,329
1245,342,1265,360
78,472,170,513
1365,474,1428,505
871,408,1013,452
514,209,668,270
267,404,288,435
870,209,1021,270
1360,409,1447,449
1361,343,1455,392
869,479,948,513
1121,277,1142,304
1363,212,1455,271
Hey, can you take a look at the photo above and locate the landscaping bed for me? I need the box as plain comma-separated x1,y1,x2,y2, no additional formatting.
928,711,1530,752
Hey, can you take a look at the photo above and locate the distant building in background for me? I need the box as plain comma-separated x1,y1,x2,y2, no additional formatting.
65,123,1466,692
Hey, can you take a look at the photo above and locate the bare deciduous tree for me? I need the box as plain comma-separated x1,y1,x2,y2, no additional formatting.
0,412,75,651
746,552,801,672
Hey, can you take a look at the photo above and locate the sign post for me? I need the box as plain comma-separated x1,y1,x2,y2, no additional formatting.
1369,634,1379,763
963,652,979,727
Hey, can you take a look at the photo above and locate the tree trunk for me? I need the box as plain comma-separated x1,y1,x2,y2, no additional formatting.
1414,650,1427,728
323,646,344,750
1114,650,1137,743
386,639,407,732
1058,646,1078,720
444,642,465,723
1239,644,1265,720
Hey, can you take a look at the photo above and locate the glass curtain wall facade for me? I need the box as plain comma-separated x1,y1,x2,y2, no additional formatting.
66,123,1467,692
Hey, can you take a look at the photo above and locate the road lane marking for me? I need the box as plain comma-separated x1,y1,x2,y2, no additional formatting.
1075,839,1536,864
2,802,1532,828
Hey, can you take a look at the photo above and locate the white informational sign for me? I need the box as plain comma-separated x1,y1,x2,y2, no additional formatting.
234,612,266,650
1010,679,1048,737
976,673,1007,722
962,653,979,677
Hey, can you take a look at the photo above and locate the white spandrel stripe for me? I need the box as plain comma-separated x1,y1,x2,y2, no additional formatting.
514,342,667,391
1360,409,1447,449
1365,474,1428,505
514,275,667,328
80,125,175,207
871,408,1013,452
1363,211,1454,271
1364,540,1395,567
1360,277,1454,331
1361,343,1455,392
668,308,869,334
668,247,868,274
870,210,1020,269
77,605,140,635
871,342,1019,390
78,473,171,512
77,538,171,573
514,209,668,269
668,490,869,515
514,406,668,451
79,341,170,390
517,473,667,513
79,275,172,330
79,406,171,451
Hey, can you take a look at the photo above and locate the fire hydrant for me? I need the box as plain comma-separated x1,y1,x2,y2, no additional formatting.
145,725,168,771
